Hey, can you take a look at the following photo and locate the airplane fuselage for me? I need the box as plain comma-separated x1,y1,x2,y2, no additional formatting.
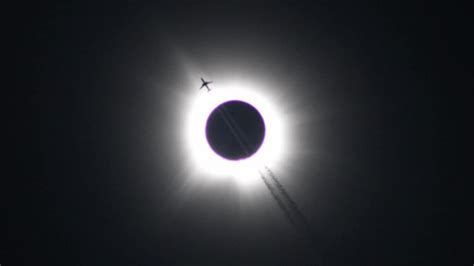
200,78,212,91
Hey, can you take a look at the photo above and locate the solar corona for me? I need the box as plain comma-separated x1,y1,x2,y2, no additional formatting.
185,81,286,178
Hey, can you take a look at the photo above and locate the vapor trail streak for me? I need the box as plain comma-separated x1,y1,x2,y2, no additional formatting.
220,105,252,150
259,171,297,228
216,108,250,155
216,103,319,261
262,167,323,263
264,166,312,234
218,104,310,232
213,98,314,245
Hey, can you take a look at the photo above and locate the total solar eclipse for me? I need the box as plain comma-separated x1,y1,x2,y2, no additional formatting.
205,100,265,160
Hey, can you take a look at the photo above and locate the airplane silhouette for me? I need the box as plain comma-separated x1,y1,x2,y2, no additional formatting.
199,78,212,92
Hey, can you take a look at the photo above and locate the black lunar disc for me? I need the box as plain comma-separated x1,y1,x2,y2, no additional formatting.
206,100,265,160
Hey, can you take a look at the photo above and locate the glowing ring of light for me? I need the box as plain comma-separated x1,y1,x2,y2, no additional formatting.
185,82,285,178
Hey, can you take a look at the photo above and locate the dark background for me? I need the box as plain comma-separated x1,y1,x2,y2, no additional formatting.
6,1,472,265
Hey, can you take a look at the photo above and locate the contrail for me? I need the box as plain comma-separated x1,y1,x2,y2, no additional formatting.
264,166,312,235
215,101,315,240
221,105,253,149
216,107,250,155
261,167,323,264
258,170,297,228
209,89,323,263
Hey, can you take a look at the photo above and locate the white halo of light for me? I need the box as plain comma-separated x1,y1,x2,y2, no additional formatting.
184,80,287,180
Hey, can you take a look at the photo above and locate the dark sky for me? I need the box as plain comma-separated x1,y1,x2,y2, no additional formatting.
7,1,472,265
